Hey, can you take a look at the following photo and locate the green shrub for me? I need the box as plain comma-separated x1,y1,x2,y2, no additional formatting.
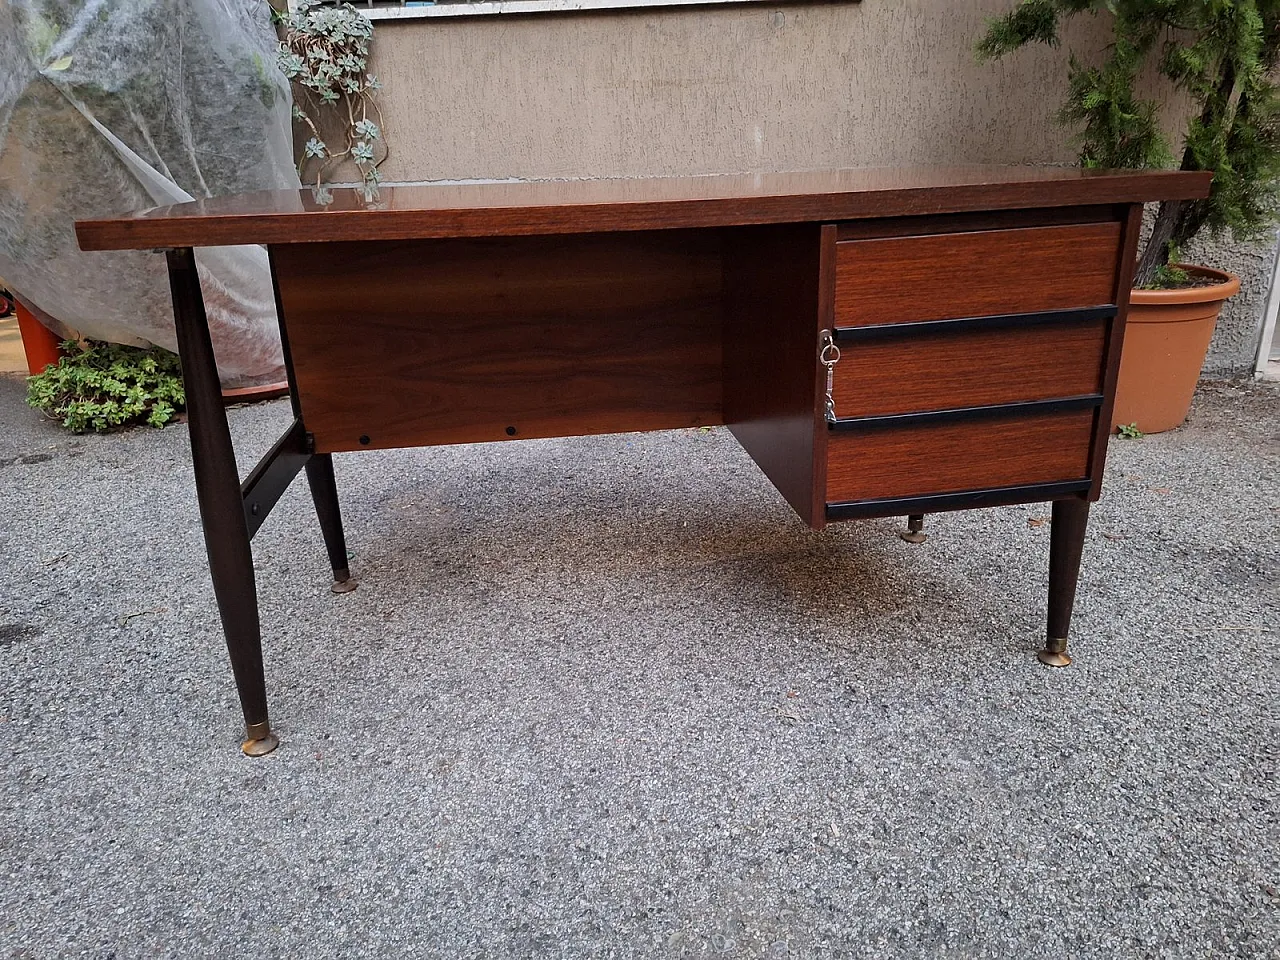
26,340,185,432
978,0,1280,288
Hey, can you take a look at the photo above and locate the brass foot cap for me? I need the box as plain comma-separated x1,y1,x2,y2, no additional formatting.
331,577,359,595
241,732,280,757
1036,650,1072,668
899,531,927,544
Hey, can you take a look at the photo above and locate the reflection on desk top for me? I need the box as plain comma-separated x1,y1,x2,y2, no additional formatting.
75,165,1212,251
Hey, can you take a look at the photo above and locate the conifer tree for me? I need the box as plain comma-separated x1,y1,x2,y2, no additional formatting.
978,0,1280,287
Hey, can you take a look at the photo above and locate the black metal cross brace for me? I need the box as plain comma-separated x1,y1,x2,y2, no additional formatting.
241,419,310,539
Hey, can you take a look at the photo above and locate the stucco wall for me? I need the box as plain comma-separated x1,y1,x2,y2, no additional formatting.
1184,231,1275,376
347,0,1269,373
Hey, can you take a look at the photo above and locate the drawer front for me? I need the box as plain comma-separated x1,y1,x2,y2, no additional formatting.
826,409,1094,504
831,316,1108,418
834,222,1122,327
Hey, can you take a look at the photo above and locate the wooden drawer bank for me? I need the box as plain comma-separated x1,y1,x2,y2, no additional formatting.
822,216,1125,515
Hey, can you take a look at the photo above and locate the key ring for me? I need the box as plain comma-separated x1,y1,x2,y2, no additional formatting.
819,330,840,422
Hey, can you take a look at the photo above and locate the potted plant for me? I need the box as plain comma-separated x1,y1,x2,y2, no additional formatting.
978,0,1280,432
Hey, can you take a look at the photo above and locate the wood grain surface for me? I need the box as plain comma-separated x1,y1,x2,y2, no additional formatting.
826,408,1094,503
722,223,830,528
834,222,1122,327
76,167,1210,250
831,317,1107,417
273,232,724,452
1088,203,1146,498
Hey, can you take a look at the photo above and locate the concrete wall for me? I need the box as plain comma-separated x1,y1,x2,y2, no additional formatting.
346,0,1269,373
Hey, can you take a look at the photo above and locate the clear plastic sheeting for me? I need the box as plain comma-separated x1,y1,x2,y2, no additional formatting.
0,0,300,385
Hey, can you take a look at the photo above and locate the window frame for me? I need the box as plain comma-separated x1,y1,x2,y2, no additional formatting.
295,0,859,23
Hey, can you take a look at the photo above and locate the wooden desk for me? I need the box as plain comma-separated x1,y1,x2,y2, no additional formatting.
77,167,1211,755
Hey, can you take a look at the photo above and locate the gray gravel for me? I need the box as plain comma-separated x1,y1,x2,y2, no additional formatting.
0,373,1276,959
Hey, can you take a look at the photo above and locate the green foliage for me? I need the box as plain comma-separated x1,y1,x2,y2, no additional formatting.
1150,261,1193,287
277,0,386,193
975,0,1095,58
1116,422,1145,439
1149,242,1192,287
26,341,185,433
978,0,1280,287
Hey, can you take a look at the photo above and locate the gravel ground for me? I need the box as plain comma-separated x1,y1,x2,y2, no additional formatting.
0,374,1276,959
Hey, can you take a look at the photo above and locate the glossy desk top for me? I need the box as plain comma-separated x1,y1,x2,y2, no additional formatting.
75,166,1211,251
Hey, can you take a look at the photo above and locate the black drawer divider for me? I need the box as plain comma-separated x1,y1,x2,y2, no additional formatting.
833,305,1116,342
828,394,1103,432
826,480,1093,521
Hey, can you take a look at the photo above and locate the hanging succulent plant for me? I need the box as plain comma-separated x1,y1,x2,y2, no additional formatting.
276,0,387,193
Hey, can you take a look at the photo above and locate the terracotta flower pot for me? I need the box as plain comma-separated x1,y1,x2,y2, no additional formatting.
220,381,291,405
1111,265,1240,434
13,300,64,375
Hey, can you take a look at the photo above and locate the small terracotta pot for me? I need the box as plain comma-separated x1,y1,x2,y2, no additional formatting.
14,301,64,375
1111,265,1240,434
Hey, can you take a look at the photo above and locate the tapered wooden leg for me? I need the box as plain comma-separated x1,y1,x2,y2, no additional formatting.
1039,497,1090,667
899,513,927,543
304,454,357,593
166,248,277,756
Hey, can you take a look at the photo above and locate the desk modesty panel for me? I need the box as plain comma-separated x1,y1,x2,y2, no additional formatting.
76,167,1211,756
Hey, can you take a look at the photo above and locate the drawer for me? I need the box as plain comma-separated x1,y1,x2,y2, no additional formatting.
826,408,1094,504
834,222,1122,327
831,315,1108,418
